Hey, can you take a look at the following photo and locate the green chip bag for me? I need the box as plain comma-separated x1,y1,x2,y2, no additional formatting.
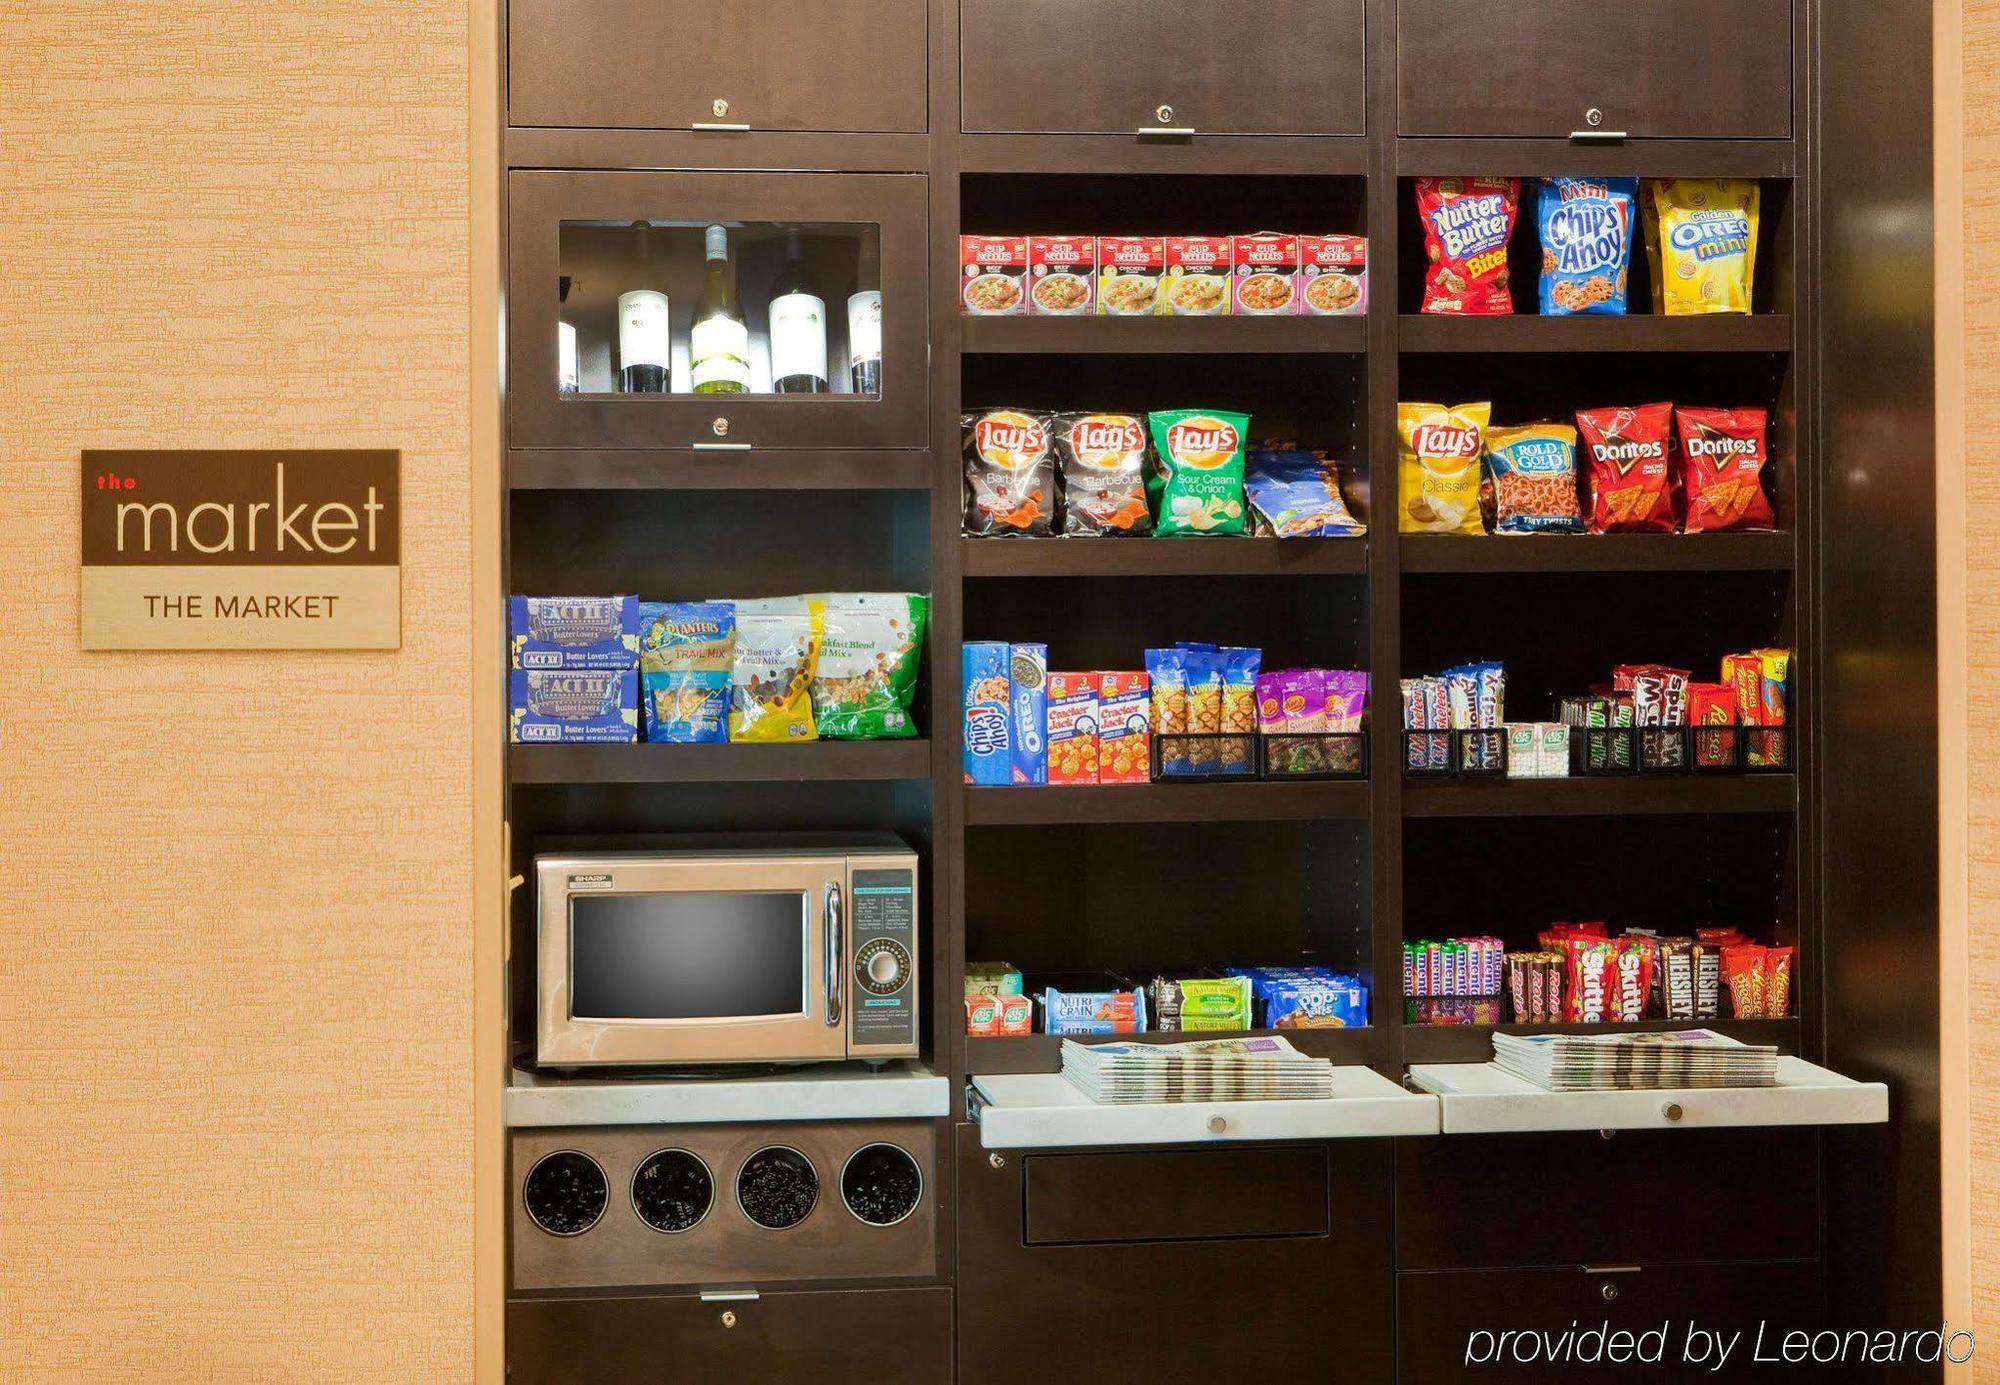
1147,410,1250,536
809,592,930,740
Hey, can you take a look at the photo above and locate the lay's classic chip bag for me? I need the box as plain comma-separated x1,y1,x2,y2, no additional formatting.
1398,402,1490,535
1642,178,1761,315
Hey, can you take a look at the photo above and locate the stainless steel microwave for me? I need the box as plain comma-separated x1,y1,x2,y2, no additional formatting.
535,836,920,1067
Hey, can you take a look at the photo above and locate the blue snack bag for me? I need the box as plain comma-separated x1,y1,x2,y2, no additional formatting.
638,601,735,744
962,642,1012,785
1537,177,1638,315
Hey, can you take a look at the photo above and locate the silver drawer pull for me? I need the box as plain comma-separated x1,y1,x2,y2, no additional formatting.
1138,125,1196,137
700,1289,760,1303
692,121,751,132
1568,129,1629,142
1582,1265,1643,1276
691,441,751,452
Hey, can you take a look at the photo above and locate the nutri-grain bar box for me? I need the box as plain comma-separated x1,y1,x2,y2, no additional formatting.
962,641,1012,785
1046,671,1100,784
509,595,640,670
1096,671,1151,784
509,667,638,743
1028,235,1096,315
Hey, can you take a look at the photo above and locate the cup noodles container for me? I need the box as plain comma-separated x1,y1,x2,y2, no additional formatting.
1162,236,1232,316
1008,643,1049,784
1097,236,1166,316
1301,235,1368,315
1028,235,1096,316
1046,672,1101,785
1232,232,1300,315
1097,671,1152,784
962,641,1012,785
960,235,1028,315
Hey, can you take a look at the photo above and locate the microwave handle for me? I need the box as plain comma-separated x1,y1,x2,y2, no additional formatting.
824,882,844,1028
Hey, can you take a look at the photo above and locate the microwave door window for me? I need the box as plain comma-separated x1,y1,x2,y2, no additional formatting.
568,892,808,1021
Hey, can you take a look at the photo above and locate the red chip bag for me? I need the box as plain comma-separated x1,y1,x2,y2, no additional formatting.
1677,406,1776,533
1577,403,1677,534
1417,177,1519,315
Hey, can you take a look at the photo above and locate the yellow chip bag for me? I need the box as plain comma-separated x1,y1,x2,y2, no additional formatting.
1398,401,1490,535
727,599,824,742
1642,178,1760,315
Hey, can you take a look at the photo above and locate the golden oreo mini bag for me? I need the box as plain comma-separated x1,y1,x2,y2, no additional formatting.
1643,178,1761,315
1398,401,1490,535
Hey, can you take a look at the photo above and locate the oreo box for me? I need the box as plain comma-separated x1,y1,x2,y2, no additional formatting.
962,641,1012,785
1008,643,1049,785
510,667,639,743
510,595,640,670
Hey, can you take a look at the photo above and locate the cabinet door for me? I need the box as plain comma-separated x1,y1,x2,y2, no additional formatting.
1399,1262,1822,1383
509,0,928,133
960,0,1366,136
508,170,928,451
1396,1,1793,139
955,1125,1394,1381
508,1288,952,1385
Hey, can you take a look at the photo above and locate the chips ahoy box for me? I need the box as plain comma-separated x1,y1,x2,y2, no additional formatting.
1008,643,1049,784
962,642,1012,785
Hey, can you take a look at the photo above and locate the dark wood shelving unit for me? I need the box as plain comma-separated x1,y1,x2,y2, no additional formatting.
958,133,1371,176
1401,774,1797,818
1398,313,1793,353
961,537,1367,578
1400,531,1794,573
508,448,932,490
509,740,932,785
960,314,1366,355
964,780,1369,826
1401,1016,1803,1065
967,1026,1376,1076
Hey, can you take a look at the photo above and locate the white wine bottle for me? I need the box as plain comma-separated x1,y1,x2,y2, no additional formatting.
617,223,671,393
768,227,828,394
689,223,750,396
847,236,882,396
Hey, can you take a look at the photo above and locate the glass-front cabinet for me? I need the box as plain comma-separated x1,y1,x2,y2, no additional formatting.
508,170,928,450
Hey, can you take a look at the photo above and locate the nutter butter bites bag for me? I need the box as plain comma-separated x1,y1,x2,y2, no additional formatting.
1536,177,1637,315
1398,401,1490,535
1417,177,1519,315
1643,178,1761,315
963,409,1055,536
1147,410,1249,535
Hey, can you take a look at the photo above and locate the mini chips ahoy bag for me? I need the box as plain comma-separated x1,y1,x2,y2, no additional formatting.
1537,177,1637,315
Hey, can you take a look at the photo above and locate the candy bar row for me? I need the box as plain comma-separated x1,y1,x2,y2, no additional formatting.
963,964,1370,1037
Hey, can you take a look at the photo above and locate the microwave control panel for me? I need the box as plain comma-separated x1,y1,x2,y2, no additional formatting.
849,863,918,1055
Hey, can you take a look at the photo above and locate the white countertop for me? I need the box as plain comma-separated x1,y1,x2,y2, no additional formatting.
506,1061,951,1128
1408,1056,1889,1134
969,1066,1440,1149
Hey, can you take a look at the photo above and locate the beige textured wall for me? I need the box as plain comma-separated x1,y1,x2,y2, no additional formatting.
0,2,475,1380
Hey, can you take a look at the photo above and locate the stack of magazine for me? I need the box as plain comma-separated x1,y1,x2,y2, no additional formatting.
1060,1035,1336,1104
1493,1028,1780,1091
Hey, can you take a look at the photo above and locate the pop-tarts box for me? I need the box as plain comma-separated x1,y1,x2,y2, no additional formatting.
962,642,1012,785
1008,643,1048,785
510,596,640,670
509,667,639,743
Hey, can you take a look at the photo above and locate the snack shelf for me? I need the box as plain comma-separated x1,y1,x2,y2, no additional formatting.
965,1027,1375,1076
1407,1057,1887,1134
968,1065,1438,1149
1400,531,1793,573
960,537,1366,578
958,133,1372,177
959,314,1366,355
507,448,932,491
509,740,932,785
1397,314,1793,354
963,780,1369,826
1400,1017,1801,1066
1391,137,1797,180
1401,774,1796,818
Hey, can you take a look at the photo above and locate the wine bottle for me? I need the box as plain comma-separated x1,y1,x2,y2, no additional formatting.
689,223,750,395
768,227,828,394
847,236,883,396
617,224,671,394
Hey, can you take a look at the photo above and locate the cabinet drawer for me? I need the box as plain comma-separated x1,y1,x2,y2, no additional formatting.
1397,1129,1818,1270
1025,1146,1327,1245
1396,1,1792,140
957,1126,1393,1380
961,0,1365,136
508,1287,951,1385
1399,1261,1822,1383
509,0,928,133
